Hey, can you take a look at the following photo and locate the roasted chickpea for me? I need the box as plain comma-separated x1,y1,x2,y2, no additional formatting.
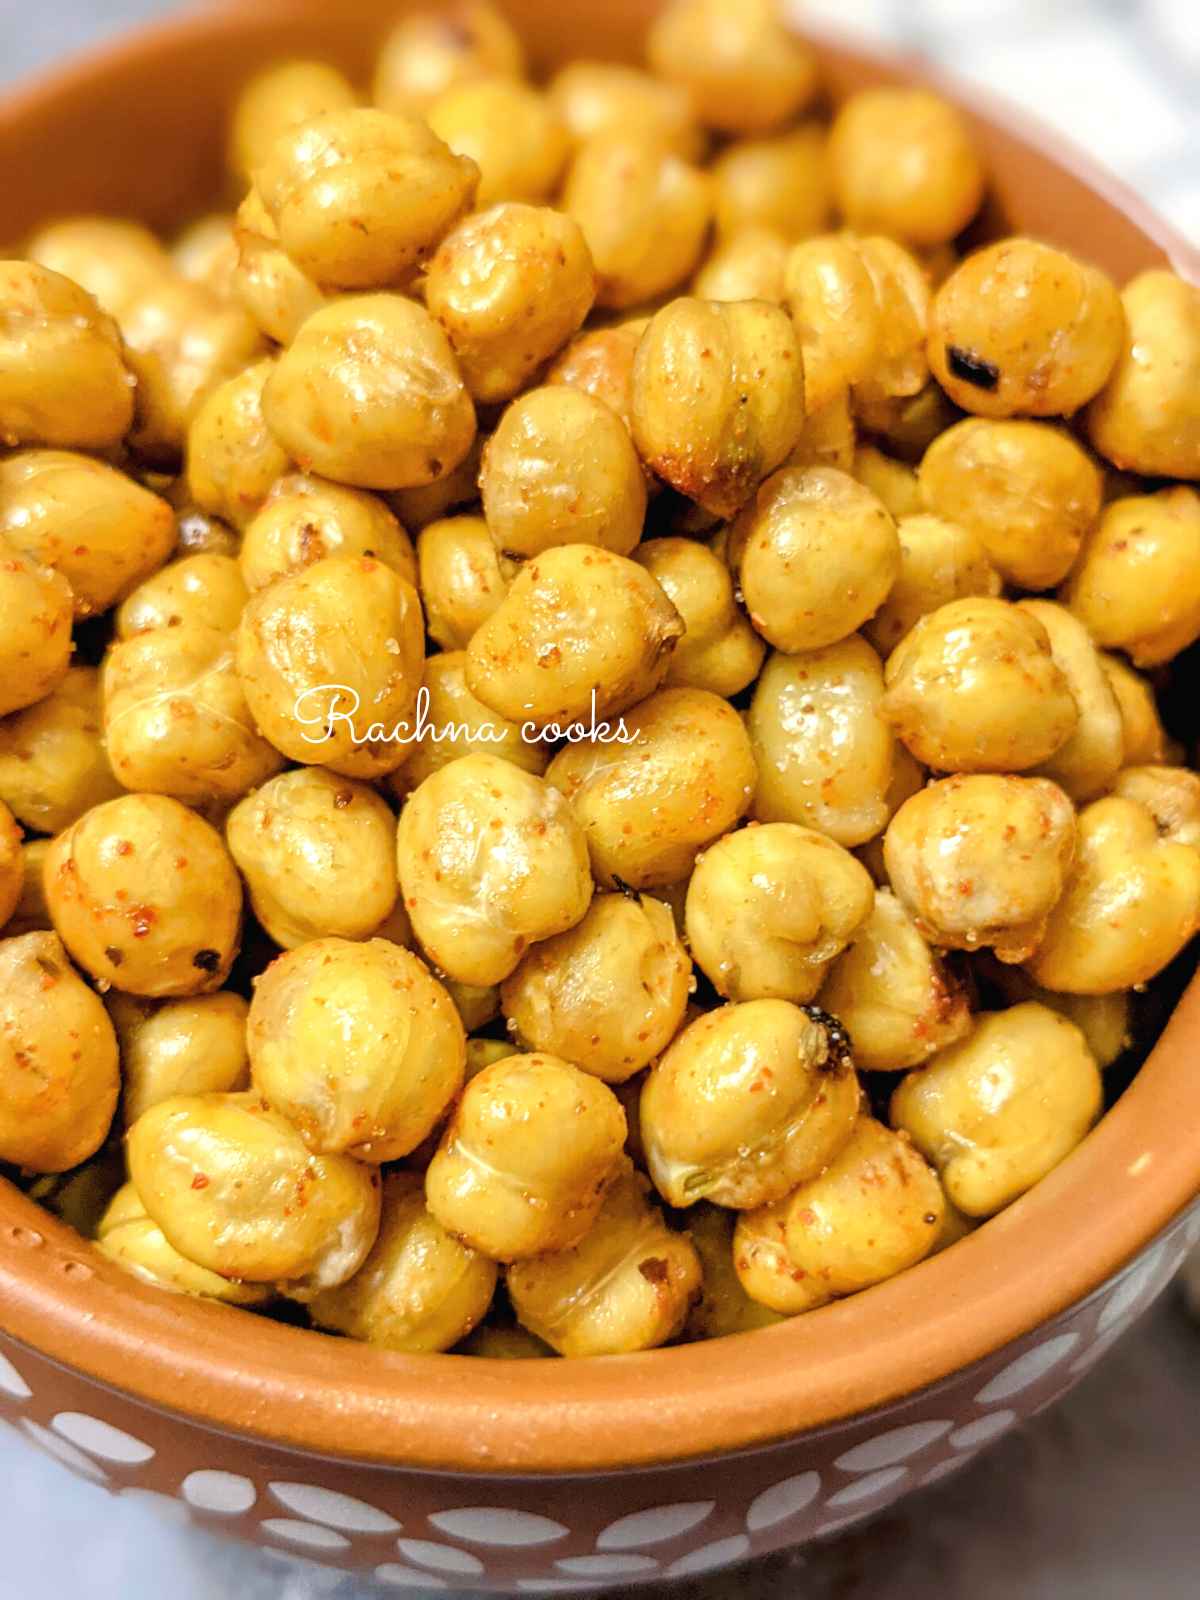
693,228,788,304
1112,766,1200,851
397,754,593,987
0,450,174,618
860,378,962,464
852,446,922,520
1017,600,1123,801
508,1160,701,1357
685,1203,785,1338
882,598,1079,773
417,514,511,650
231,187,332,346
563,133,712,311
388,433,484,530
174,506,239,559
0,533,73,715
864,515,1001,656
426,1052,626,1260
1027,795,1200,993
263,294,477,491
546,320,646,438
1101,655,1167,767
109,990,249,1125
27,217,171,318
172,214,238,298
116,553,247,638
829,89,984,248
186,358,290,532
443,978,499,1034
239,473,416,594
631,298,805,521
729,467,900,653
0,262,134,450
1062,487,1200,668
227,768,399,948
128,1091,380,1290
919,418,1104,590
885,774,1076,963
236,554,424,779
97,1183,271,1306
1086,271,1200,479
374,1,524,114
0,931,119,1171
782,234,879,413
0,668,120,833
891,1004,1102,1216
549,61,701,159
228,59,357,181
634,537,765,697
712,125,830,241
856,744,927,891
979,958,1131,1071
466,545,681,729
783,391,857,476
391,652,547,792
0,803,22,933
7,840,52,937
44,793,243,997
647,0,819,136
929,239,1125,418
642,1000,859,1209
427,80,567,209
464,1037,519,1082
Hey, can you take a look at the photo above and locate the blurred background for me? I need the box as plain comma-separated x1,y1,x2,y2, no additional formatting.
0,1,1197,1598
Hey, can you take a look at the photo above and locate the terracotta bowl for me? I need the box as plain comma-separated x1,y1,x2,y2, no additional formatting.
1,2,1199,1590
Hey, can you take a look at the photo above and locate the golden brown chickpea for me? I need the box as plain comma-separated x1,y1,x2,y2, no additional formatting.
882,598,1079,773
978,957,1131,1070
236,554,424,779
0,803,22,933
27,217,171,318
239,473,416,595
891,1004,1101,1216
782,234,879,413
172,214,238,299
852,445,922,520
642,1000,860,1209
631,298,806,521
442,978,499,1034
186,359,290,533
109,990,249,1126
563,133,713,311
0,668,120,833
747,638,896,845
1086,270,1200,479
851,236,933,415
712,125,830,241
115,553,247,638
426,1052,626,1259
263,294,477,491
929,239,1125,418
860,378,961,463
128,1090,380,1290
425,205,594,406
230,187,332,346
466,545,681,729
501,892,691,1083
481,388,646,558
1062,487,1200,668
0,450,174,618
508,1160,701,1357
634,537,765,697
693,228,788,305
829,89,985,248
1112,766,1200,851
729,466,900,653
919,418,1104,590
97,1183,271,1306
647,0,819,136
7,840,52,937
416,514,511,650
0,262,134,450
864,514,1001,657
464,1036,519,1081
388,433,484,529
226,768,399,948
29,1145,131,1237
1017,600,1123,801
885,774,1076,964
1101,655,1167,767
784,392,857,475
457,1322,554,1358
228,58,357,181
685,1203,786,1338
0,533,73,714
44,793,243,997
546,320,647,440
427,80,567,210
549,61,702,158
548,687,757,889
390,652,547,793
374,1,523,114
0,931,119,1171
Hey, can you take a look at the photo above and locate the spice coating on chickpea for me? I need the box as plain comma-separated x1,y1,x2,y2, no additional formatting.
239,474,416,595
0,533,73,716
186,358,290,533
647,0,819,136
117,553,248,639
391,651,548,792
228,58,357,182
864,514,1001,657
685,1203,786,1338
546,320,647,440
231,187,332,346
97,1182,272,1306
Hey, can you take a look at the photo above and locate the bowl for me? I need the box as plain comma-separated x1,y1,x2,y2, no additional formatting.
1,2,1198,1590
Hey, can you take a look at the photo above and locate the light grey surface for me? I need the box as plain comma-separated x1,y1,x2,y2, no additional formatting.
2,2,1198,1597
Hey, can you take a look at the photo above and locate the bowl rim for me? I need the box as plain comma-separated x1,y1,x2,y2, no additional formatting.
0,0,1199,1478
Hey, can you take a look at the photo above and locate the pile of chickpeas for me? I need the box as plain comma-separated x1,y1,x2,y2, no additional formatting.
1,0,1199,1361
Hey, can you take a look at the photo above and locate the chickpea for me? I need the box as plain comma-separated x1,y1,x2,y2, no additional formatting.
390,652,547,793
116,553,248,638
389,433,484,530
466,546,682,729
186,359,290,532
231,187,332,346
0,450,174,618
27,217,171,318
508,1160,701,1357
563,133,712,311
693,228,788,304
820,889,972,1072
0,803,22,933
425,205,595,406
852,236,934,414
647,0,819,136
227,768,399,948
782,235,879,413
891,1004,1101,1216
236,555,424,779
1017,600,1123,801
97,1183,271,1307
979,958,1130,1071
501,892,691,1083
0,668,121,833
0,931,119,1171
263,294,477,491
374,1,523,114
919,418,1104,590
729,467,900,653
481,388,646,559
172,214,238,299
109,990,249,1125
852,445,922,521
44,793,243,997
712,126,830,241
426,1053,626,1259
829,89,984,248
1086,271,1200,479
864,515,1001,657
0,262,134,450
1028,795,1200,993
443,979,499,1034
127,1091,380,1290
228,58,357,181
457,1322,554,1359
857,742,927,888
546,319,647,439
634,537,765,697
0,534,73,715
861,378,961,463
427,80,567,209
1062,487,1200,668
1101,655,1167,767
175,506,239,560
928,239,1125,418
8,840,52,937
547,687,757,888
549,61,702,159
734,1118,944,1313
1112,766,1200,851
882,598,1079,773
417,514,511,650
685,1203,785,1338
885,774,1076,963
631,298,806,521
239,473,416,594
748,638,895,845
783,391,857,475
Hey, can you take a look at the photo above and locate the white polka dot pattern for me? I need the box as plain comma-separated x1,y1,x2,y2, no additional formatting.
395,1538,485,1576
261,1517,351,1552
835,1420,952,1472
825,1465,909,1508
181,1470,257,1515
0,1352,30,1401
556,1554,660,1577
595,1501,715,1550
428,1507,569,1547
268,1481,399,1535
51,1411,154,1464
19,1419,107,1485
1096,1244,1168,1333
745,1470,821,1532
973,1332,1080,1404
949,1411,1016,1450
666,1535,751,1576
374,1564,449,1589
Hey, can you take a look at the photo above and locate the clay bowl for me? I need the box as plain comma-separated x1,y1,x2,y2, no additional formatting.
1,2,1199,1590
